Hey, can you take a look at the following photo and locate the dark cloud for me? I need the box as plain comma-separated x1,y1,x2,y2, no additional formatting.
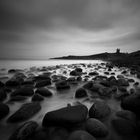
0,0,140,59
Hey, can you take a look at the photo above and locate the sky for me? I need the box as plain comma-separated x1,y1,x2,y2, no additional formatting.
0,0,140,59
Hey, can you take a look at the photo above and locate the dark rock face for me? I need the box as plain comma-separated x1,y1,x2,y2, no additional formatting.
121,94,140,116
6,80,20,87
35,87,53,97
116,110,136,122
42,105,88,127
75,88,87,98
32,94,44,102
89,100,111,120
35,79,51,88
55,80,70,90
111,118,136,135
11,87,34,97
85,118,108,137
9,96,27,102
9,121,38,140
0,103,9,120
89,71,99,76
117,78,129,86
0,81,5,88
0,89,7,101
7,102,41,123
67,130,96,140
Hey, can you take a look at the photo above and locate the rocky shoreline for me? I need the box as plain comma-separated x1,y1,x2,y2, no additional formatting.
0,62,140,140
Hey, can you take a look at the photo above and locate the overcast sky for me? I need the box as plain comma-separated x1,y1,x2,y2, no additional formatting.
0,0,140,59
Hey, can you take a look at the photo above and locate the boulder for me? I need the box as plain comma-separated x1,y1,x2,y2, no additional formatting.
75,88,87,98
7,102,41,123
83,81,93,90
111,118,136,135
9,96,27,102
11,87,34,97
0,81,4,88
117,78,129,86
89,71,99,76
75,68,83,73
116,110,136,122
70,70,80,76
32,94,44,102
55,80,70,90
0,89,7,101
6,80,20,87
121,94,140,116
0,103,9,120
9,121,38,140
89,100,111,120
42,105,88,127
34,75,51,82
85,118,108,137
35,79,51,88
67,130,96,140
35,87,53,97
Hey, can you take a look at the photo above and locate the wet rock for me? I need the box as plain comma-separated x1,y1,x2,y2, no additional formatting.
34,75,51,82
117,75,124,79
31,130,48,140
121,70,127,74
11,87,34,97
35,87,53,97
77,76,82,81
6,80,20,87
70,70,80,76
129,88,135,94
89,71,99,76
8,69,16,73
104,72,109,75
134,82,139,86
9,96,27,102
89,100,111,120
128,79,135,83
0,89,7,101
32,94,44,102
75,88,87,98
42,105,88,127
121,94,140,117
0,81,5,88
21,80,34,86
98,87,112,98
111,118,136,135
75,68,83,73
99,80,110,87
67,130,96,140
55,80,70,90
35,79,51,88
83,81,93,90
7,102,41,123
9,121,38,140
90,83,102,92
0,103,9,120
117,78,129,86
137,72,140,79
114,89,129,100
116,110,136,122
85,118,108,137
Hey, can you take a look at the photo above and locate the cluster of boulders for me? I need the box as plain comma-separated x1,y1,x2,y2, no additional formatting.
0,62,140,140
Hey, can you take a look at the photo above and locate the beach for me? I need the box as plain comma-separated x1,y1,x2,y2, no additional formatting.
0,60,140,140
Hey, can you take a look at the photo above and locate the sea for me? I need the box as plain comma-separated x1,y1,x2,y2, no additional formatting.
0,59,104,69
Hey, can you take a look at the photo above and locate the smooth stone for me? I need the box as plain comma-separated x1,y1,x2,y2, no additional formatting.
31,130,48,140
70,70,80,76
75,88,87,98
42,105,88,127
35,87,53,97
6,80,20,87
21,80,34,86
11,87,34,97
67,130,96,140
0,89,7,101
121,94,140,116
111,118,136,135
85,118,108,137
7,102,41,123
9,96,27,102
55,80,70,90
99,80,110,87
0,81,5,87
98,87,112,98
75,68,83,73
128,79,135,83
9,121,38,140
116,110,136,122
35,79,51,88
8,69,16,73
89,71,99,76
32,94,44,102
34,75,51,81
117,78,129,86
0,103,9,120
117,75,124,79
83,81,93,90
89,100,111,120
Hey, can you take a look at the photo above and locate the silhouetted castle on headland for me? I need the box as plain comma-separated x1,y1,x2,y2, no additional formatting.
116,48,120,54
